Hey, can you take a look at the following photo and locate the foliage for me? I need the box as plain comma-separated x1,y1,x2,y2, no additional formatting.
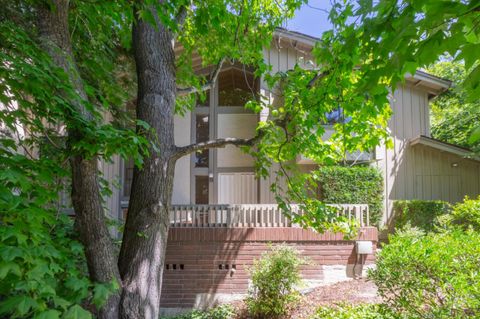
246,245,307,318
313,303,398,319
160,304,235,319
261,0,480,231
439,196,480,231
369,230,480,318
392,200,451,232
329,0,480,147
0,12,127,318
428,60,480,153
314,166,384,225
0,146,98,318
174,0,304,110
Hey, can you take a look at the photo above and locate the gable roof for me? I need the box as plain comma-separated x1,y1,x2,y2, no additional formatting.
273,28,452,97
409,135,480,162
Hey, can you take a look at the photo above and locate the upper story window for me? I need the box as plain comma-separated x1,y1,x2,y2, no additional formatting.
218,67,258,107
196,90,210,107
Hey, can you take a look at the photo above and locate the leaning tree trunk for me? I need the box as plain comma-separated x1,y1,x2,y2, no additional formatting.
117,6,177,319
36,2,121,318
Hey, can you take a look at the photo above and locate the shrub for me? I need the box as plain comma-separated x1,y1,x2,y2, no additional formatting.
313,304,398,319
246,245,307,318
160,305,235,319
315,166,384,225
448,196,480,231
392,200,450,232
0,148,106,318
369,229,480,318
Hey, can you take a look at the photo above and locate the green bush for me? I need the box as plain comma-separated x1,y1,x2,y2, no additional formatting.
449,196,480,231
315,166,384,225
160,305,235,319
313,304,398,319
392,200,450,232
369,229,480,318
246,245,307,318
0,148,107,318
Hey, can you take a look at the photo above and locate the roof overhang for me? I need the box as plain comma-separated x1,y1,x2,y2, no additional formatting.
409,135,480,162
273,27,319,51
273,28,452,98
405,70,451,99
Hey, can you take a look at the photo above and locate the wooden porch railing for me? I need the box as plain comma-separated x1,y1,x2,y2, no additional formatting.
170,204,369,228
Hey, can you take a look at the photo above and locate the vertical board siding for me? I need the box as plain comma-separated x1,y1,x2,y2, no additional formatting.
377,84,480,225
218,173,257,204
259,45,306,204
99,154,121,220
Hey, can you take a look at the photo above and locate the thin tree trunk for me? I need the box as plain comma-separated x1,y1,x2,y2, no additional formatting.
118,5,177,318
36,2,121,318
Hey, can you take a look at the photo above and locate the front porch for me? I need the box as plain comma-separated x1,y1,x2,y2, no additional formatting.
160,203,377,312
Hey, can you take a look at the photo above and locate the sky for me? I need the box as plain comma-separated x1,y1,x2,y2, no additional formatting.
285,1,333,38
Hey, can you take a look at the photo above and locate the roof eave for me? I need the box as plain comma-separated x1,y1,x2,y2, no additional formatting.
409,135,480,162
273,29,453,97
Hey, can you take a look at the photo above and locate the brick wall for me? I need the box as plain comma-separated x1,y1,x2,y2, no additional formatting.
161,227,377,309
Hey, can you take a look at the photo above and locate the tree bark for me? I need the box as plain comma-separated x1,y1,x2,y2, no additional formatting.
118,5,177,319
36,2,121,318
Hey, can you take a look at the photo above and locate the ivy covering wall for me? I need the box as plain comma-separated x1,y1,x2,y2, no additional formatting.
315,166,384,225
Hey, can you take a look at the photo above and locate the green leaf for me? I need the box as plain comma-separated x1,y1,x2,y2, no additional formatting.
92,280,119,307
0,295,38,316
0,261,21,279
17,296,39,316
35,310,61,319
62,305,92,319
469,126,480,144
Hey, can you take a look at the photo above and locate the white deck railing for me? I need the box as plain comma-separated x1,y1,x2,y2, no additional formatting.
170,204,369,228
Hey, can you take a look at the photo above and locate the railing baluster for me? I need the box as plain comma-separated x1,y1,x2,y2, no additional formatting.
366,205,370,226
170,203,369,229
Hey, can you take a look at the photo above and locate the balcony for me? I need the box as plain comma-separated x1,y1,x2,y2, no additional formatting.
170,204,369,228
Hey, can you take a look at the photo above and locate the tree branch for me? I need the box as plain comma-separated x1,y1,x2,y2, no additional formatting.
174,3,190,40
177,57,226,96
174,69,328,159
174,136,257,160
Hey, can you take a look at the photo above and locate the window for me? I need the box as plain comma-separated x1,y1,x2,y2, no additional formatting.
194,115,209,167
196,91,209,107
195,176,209,204
218,68,258,107
123,158,134,198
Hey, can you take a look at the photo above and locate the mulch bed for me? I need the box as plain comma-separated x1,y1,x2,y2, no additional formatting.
232,278,380,319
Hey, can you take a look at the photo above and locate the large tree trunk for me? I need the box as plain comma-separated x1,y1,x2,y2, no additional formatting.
117,5,177,319
36,2,121,318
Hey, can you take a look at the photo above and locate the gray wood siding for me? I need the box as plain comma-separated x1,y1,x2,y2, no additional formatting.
259,44,310,203
99,155,122,220
375,85,480,225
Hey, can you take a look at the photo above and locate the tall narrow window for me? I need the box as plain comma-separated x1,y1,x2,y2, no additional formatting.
195,114,209,167
195,176,209,204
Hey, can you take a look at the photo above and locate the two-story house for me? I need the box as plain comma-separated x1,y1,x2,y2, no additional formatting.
92,28,480,313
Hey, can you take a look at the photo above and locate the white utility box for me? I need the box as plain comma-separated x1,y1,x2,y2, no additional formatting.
356,240,373,254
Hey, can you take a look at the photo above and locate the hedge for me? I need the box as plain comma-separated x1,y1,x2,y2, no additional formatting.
392,200,451,232
315,165,384,225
